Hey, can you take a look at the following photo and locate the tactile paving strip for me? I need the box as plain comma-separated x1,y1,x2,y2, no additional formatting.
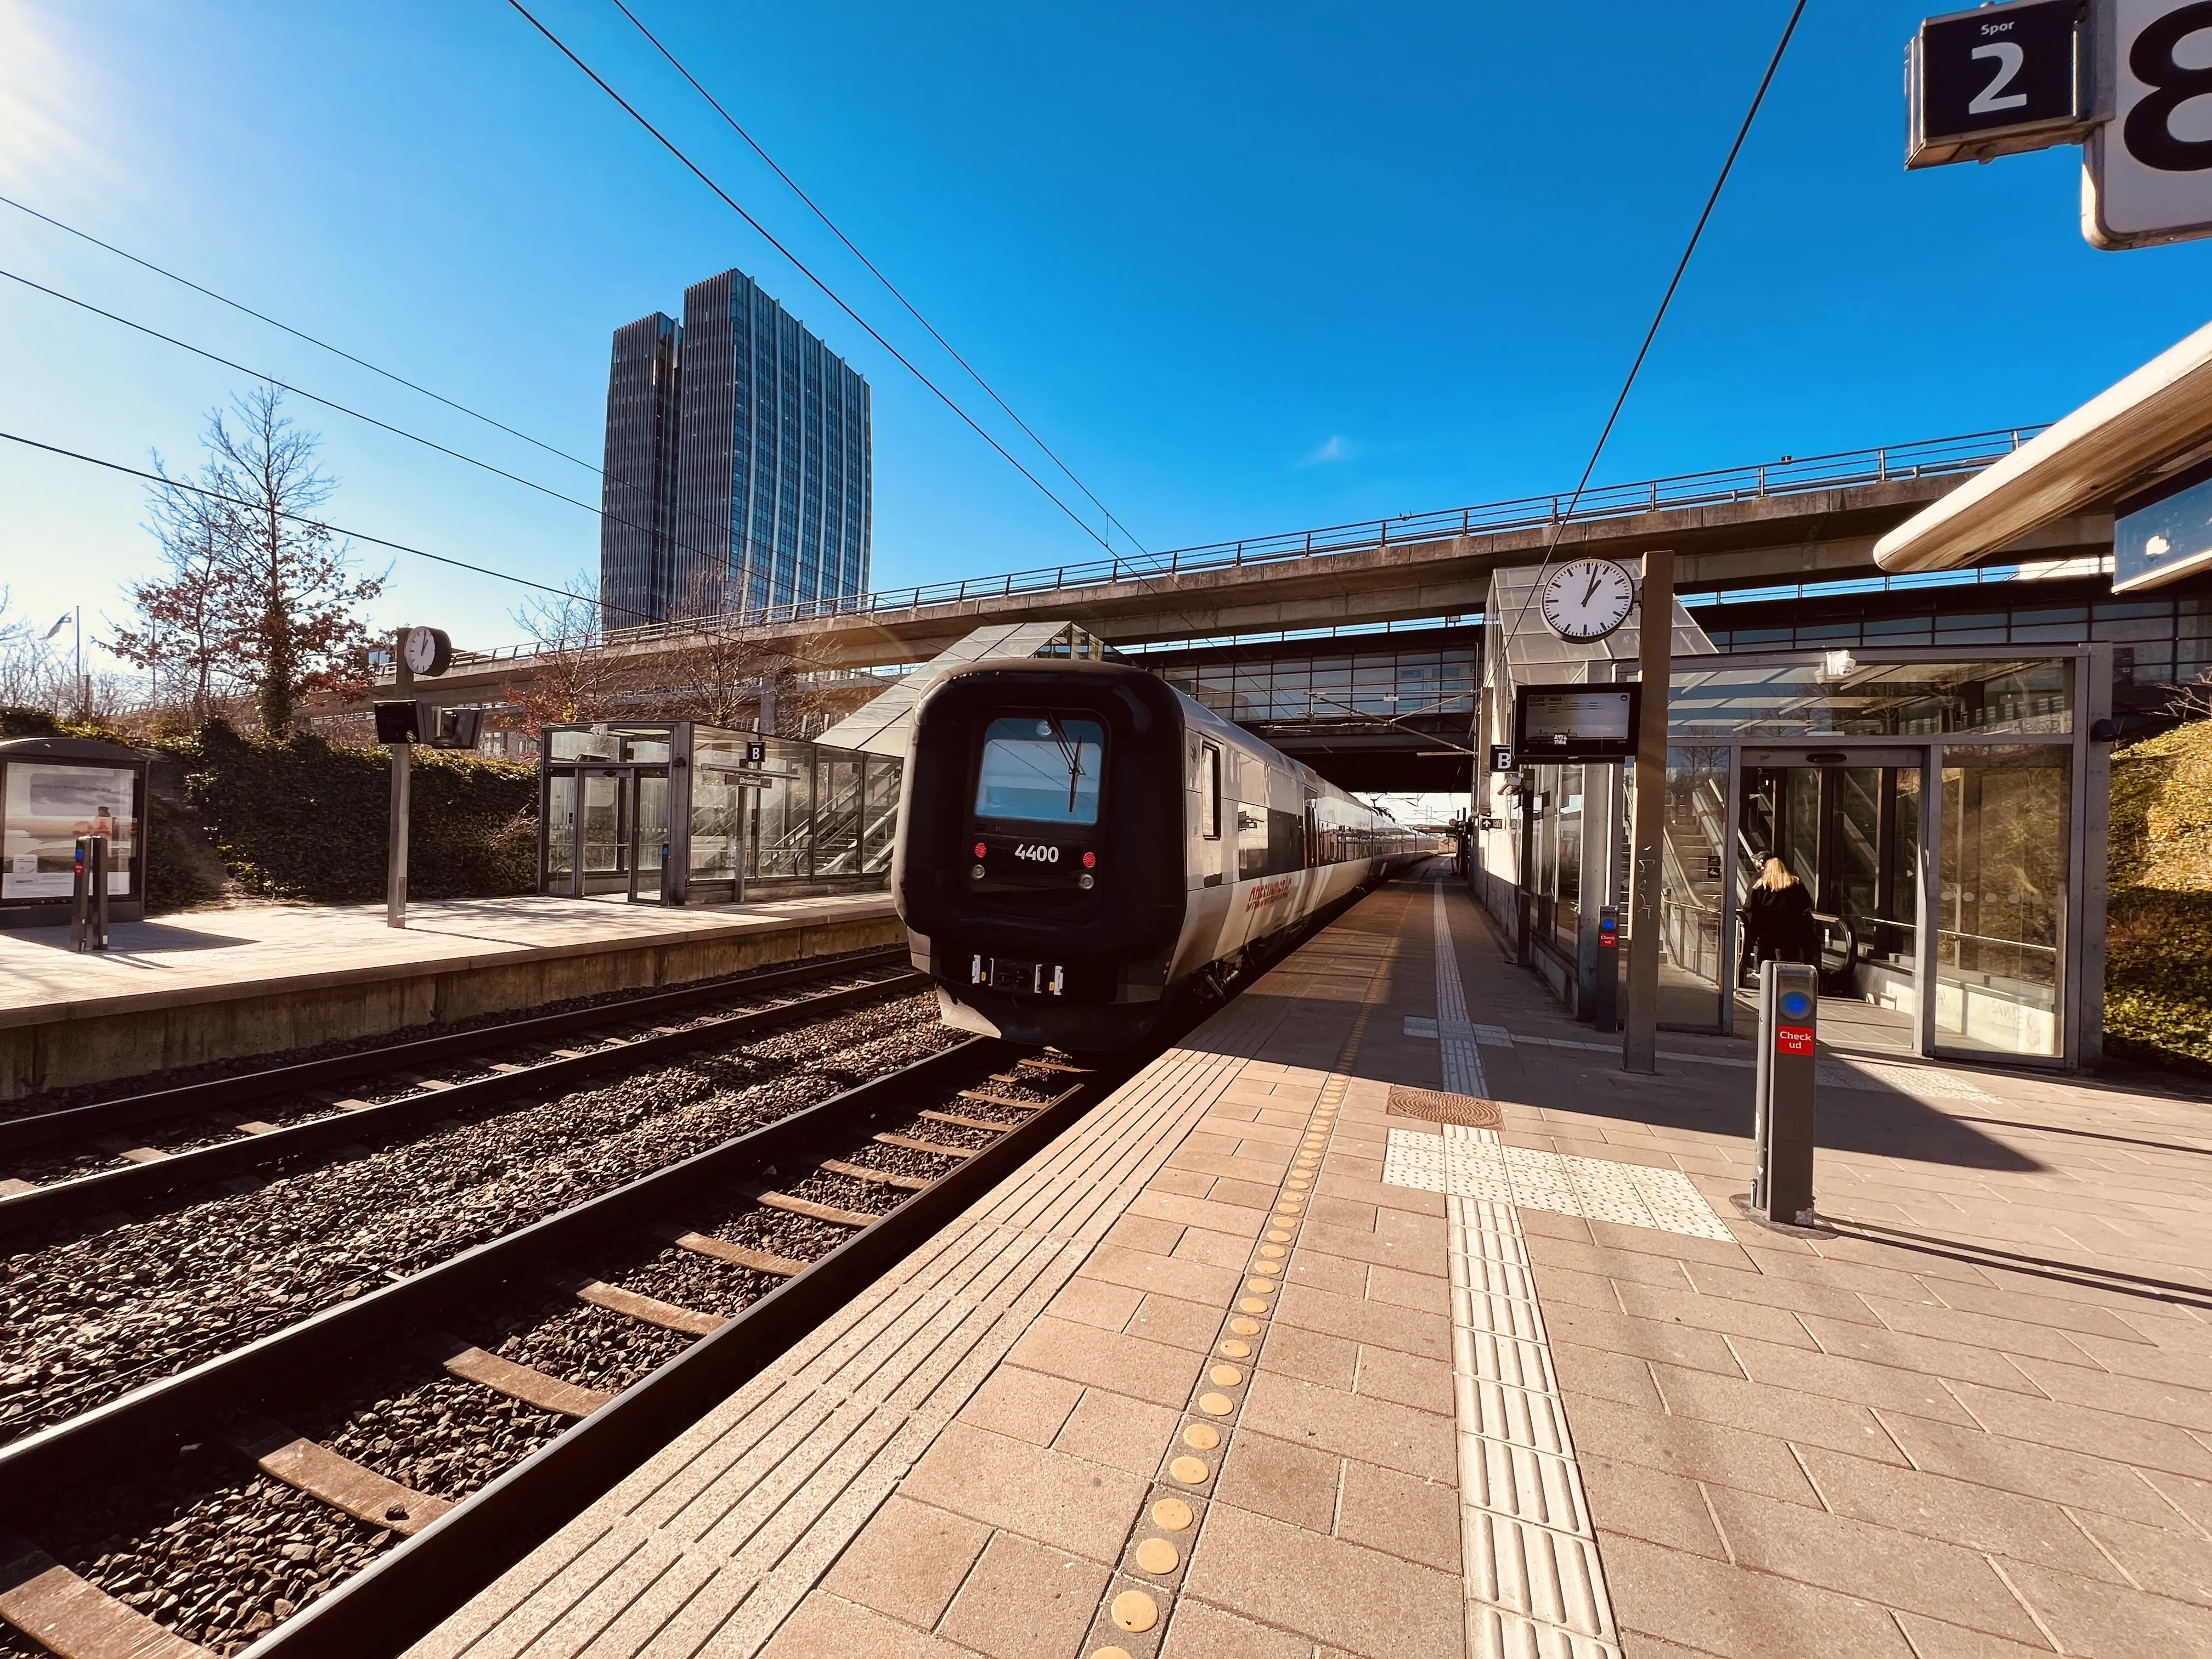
1429,884,1624,1659
1387,1084,1505,1128
1381,1130,1736,1243
1082,941,1396,1659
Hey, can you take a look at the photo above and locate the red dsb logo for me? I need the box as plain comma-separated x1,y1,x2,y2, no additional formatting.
1775,1026,1816,1056
1244,878,1293,912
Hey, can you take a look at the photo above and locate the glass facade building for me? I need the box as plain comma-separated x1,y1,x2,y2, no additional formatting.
597,270,872,629
598,313,683,627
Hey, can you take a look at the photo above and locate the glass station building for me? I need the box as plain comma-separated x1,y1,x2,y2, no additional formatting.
1475,566,2111,1070
537,723,898,905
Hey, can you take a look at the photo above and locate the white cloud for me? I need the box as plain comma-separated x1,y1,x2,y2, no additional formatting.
0,2,107,193
1299,434,1350,466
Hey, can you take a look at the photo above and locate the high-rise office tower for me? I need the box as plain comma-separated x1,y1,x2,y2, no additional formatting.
597,273,872,629
598,312,684,628
672,269,871,620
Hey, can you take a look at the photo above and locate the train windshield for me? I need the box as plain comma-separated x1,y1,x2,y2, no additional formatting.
974,716,1104,825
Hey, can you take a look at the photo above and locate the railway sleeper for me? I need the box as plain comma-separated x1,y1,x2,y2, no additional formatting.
222,1413,451,1537
0,1538,213,1659
750,1189,877,1229
955,1089,1048,1111
872,1131,975,1159
919,1109,1012,1133
420,1333,613,1419
817,1157,930,1192
656,1226,808,1277
556,1272,725,1337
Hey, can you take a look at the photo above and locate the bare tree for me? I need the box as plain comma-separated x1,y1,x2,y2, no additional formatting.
0,589,73,713
112,387,387,736
504,573,638,729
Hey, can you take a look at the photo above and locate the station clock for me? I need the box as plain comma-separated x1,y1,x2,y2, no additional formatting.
1538,558,1637,642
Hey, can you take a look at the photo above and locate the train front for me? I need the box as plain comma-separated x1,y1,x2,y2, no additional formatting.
893,661,1188,1049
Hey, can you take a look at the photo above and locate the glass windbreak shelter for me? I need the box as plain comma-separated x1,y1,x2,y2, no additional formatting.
1500,646,2108,1069
539,722,900,905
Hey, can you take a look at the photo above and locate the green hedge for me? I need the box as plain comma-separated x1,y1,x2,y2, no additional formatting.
2105,724,2212,1075
172,721,538,903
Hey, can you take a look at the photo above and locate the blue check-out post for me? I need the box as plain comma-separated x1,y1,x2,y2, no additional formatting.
1750,960,1819,1227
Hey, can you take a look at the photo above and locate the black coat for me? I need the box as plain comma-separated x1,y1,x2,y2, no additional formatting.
1742,881,1814,958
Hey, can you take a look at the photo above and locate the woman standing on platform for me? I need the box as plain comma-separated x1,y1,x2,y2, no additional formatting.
1740,856,1813,984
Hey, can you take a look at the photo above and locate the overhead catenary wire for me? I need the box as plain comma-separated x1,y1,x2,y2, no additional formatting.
606,0,1149,558
0,426,663,624
1503,0,1809,649
505,0,1130,563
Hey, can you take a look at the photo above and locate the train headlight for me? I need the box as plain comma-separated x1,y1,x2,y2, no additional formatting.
1078,873,1093,889
972,864,986,878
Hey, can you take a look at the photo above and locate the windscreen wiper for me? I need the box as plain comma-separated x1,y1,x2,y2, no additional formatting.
1043,715,1085,813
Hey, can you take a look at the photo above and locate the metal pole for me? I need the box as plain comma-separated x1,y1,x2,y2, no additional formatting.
1624,549,1674,1073
386,631,413,929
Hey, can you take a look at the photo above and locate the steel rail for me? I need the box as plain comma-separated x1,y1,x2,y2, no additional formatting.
0,945,908,1159
246,1039,1097,1658
0,966,924,1237
0,1039,1006,1500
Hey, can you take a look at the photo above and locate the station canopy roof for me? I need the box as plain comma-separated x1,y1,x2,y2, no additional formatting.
1875,318,2212,574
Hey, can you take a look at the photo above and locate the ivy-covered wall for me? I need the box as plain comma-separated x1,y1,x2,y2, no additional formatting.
171,721,537,903
2105,719,2212,1073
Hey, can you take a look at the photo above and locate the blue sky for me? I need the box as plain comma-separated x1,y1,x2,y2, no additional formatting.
3,0,2210,672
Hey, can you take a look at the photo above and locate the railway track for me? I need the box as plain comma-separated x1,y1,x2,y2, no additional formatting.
0,945,918,1238
0,1035,1121,1659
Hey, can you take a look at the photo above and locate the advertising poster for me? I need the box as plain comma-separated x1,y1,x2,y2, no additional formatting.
1,763,137,898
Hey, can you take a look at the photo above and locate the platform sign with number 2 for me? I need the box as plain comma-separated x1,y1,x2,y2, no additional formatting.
2085,0,2212,247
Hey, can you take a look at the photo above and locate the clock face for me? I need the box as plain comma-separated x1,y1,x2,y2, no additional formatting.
1539,559,1636,642
402,625,451,676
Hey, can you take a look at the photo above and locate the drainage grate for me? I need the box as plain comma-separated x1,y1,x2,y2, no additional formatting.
1387,1085,1503,1129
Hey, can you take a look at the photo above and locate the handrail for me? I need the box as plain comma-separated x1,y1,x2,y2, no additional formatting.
430,425,2045,675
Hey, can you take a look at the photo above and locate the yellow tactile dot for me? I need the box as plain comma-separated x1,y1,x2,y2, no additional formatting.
1264,1231,1293,1245
1153,1497,1194,1532
1210,1364,1243,1386
1198,1390,1234,1415
1239,1296,1269,1313
1284,1179,1311,1192
1258,1244,1286,1260
1219,1339,1251,1359
1229,1317,1261,1337
1111,1590,1160,1633
1245,1277,1277,1295
1135,1537,1181,1575
1183,1421,1221,1450
1093,1649,1135,1659
1171,1454,1211,1484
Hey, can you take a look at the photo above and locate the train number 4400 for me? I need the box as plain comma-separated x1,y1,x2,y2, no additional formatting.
1013,844,1062,862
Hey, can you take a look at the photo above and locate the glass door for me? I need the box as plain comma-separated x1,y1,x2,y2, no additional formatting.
628,772,669,902
1934,745,2068,1059
1658,746,1731,1029
579,769,629,895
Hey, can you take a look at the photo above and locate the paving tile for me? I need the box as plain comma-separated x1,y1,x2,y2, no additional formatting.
935,1530,1110,1659
1874,1414,2189,1527
956,1365,1084,1447
756,1592,983,1659
1791,1445,2125,1579
1527,1234,1699,1289
1053,1388,1182,1478
1351,1342,1455,1416
1284,1249,1369,1300
1554,1390,1822,1506
1240,1370,1454,1482
1529,1261,1630,1313
818,1497,991,1629
1334,1457,1460,1573
1610,1279,1819,1349
2139,1468,2212,1534
1209,1176,1286,1211
1046,1275,1146,1333
1701,1483,2046,1642
1076,1243,1245,1309
1274,1281,1452,1361
1255,1322,1359,1392
1299,1218,1440,1275
1159,1596,1314,1659
1541,1301,1746,1376
1886,1612,2067,1659
1726,1334,1981,1425
1600,1533,1918,1659
1548,1341,1667,1413
1006,1315,1204,1410
1681,1261,1887,1325
1107,1213,1188,1256
1304,1193,1378,1231
1649,1363,1908,1464
1128,1292,1227,1353
1793,1312,2047,1393
899,1420,1148,1564
1942,1379,2212,1481
2001,1559,2212,1656
2067,1505,2212,1609
1574,1450,1730,1560
1212,1428,1341,1532
1150,1166,1218,1200
2004,1353,2212,1434
1129,1189,1273,1239
1857,1293,2121,1364
1182,1502,1464,1658
1365,1261,1450,1313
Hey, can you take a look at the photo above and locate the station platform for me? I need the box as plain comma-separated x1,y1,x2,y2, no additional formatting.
411,874,2212,1659
0,892,901,1101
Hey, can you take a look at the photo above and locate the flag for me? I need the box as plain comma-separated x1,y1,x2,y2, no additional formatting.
41,612,70,641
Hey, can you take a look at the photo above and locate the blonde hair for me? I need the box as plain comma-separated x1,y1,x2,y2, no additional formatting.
1753,857,1798,891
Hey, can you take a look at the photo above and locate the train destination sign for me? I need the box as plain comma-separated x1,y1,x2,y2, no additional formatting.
1908,0,2087,170
1512,685,1643,761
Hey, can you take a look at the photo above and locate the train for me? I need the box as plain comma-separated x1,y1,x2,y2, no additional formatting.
891,659,1433,1049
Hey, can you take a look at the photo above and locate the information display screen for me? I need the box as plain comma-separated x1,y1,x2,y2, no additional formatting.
1513,685,1642,761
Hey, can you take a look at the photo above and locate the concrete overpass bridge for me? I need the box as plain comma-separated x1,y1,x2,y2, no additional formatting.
410,428,2098,704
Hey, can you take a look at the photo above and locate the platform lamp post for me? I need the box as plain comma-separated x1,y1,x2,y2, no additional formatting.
1623,549,1674,1075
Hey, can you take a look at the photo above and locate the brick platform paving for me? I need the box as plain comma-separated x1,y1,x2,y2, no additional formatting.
409,874,2212,1659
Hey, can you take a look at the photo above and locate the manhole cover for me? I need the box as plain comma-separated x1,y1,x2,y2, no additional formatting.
1387,1085,1502,1128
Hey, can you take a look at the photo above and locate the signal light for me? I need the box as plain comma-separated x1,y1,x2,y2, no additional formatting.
973,842,986,858
1082,850,1096,868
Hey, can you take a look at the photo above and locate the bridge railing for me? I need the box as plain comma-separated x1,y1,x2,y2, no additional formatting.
443,425,2044,674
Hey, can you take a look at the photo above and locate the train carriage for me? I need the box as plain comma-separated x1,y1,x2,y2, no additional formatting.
893,659,1429,1048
